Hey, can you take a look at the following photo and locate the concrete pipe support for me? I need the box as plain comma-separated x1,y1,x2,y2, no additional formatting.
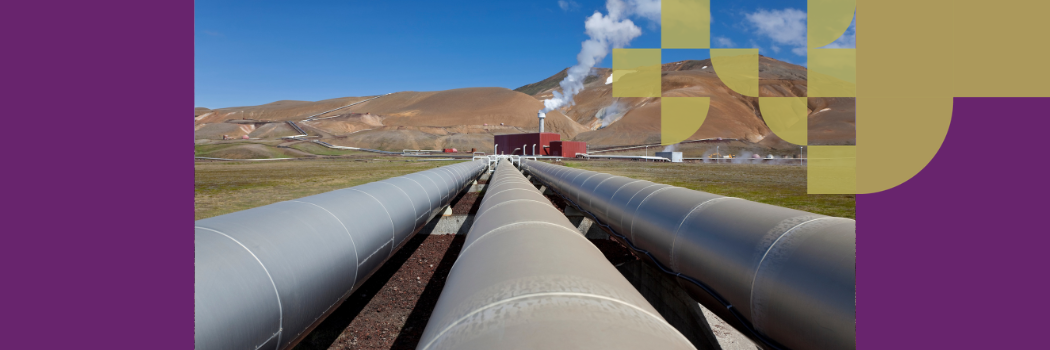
522,160,856,350
195,160,488,350
417,159,695,350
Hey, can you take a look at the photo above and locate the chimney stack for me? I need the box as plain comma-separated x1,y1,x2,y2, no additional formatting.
538,111,546,133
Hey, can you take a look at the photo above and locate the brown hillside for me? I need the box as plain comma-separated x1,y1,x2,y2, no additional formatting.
194,57,854,152
347,88,587,137
194,88,590,151
524,57,854,148
514,68,611,96
195,96,376,124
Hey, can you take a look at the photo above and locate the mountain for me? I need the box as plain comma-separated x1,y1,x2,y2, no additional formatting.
516,57,854,148
194,57,855,152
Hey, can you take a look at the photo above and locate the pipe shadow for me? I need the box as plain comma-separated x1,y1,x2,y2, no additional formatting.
291,231,430,350
296,176,480,349
388,235,466,349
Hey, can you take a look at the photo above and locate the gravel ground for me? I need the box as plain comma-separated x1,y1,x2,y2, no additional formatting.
292,234,465,350
449,192,482,215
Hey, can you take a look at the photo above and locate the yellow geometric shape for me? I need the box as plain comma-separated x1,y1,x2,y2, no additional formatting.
808,0,856,48
613,49,661,98
857,0,953,98
710,49,759,97
856,97,952,194
836,0,1047,193
950,2,1050,97
661,97,710,145
662,0,710,49
809,49,855,97
760,97,807,145
808,146,856,194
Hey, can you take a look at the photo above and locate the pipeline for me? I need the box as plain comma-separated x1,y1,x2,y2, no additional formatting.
310,140,401,155
301,92,393,121
286,120,307,135
522,160,855,350
417,159,695,350
195,160,487,350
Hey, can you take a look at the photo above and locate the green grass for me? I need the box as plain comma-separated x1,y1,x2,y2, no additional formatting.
196,158,852,221
559,160,854,219
195,141,382,159
195,159,468,220
193,142,294,159
193,143,238,155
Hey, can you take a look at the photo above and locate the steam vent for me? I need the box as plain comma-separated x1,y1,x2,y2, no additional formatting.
195,158,855,350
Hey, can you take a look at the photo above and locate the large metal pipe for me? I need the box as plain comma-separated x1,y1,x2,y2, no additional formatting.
522,160,855,350
417,159,695,350
195,160,487,350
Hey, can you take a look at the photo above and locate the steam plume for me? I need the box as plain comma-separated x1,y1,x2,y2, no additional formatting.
596,99,627,128
541,0,660,114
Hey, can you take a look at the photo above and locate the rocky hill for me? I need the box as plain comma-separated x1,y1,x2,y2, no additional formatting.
194,57,855,152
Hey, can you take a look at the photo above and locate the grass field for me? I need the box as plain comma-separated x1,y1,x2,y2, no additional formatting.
195,158,466,220
560,160,855,219
195,158,853,221
194,140,382,159
193,142,303,159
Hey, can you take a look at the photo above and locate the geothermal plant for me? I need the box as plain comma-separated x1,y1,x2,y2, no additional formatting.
195,157,855,350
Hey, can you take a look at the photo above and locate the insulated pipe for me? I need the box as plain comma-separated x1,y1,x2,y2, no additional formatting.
195,160,487,350
522,160,856,350
417,159,695,350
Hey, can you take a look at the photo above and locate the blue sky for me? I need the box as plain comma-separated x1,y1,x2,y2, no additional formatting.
196,0,854,108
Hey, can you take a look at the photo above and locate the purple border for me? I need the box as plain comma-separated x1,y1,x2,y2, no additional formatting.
858,97,1050,348
3,1,190,348
4,1,1047,347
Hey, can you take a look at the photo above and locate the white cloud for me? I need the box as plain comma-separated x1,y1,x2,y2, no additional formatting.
714,36,735,48
745,8,811,56
605,0,661,23
558,0,583,11
627,0,661,23
745,8,807,46
558,0,579,11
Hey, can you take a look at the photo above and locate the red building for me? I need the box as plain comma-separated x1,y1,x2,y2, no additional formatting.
492,133,587,157
550,141,587,158
493,133,561,156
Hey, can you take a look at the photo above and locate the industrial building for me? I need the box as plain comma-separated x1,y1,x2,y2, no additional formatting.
491,111,588,157
655,151,683,162
492,132,561,156
550,140,587,158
